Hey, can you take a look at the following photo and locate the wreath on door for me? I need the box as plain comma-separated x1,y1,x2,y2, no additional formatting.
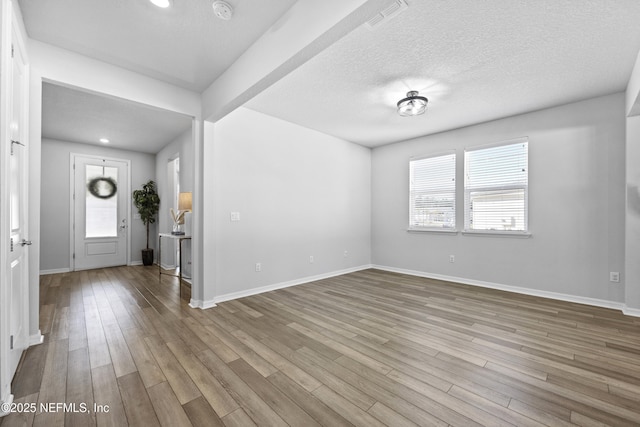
87,176,118,199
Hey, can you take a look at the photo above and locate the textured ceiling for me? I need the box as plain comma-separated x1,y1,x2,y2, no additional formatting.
42,83,193,153
21,1,640,150
246,0,640,147
18,0,297,92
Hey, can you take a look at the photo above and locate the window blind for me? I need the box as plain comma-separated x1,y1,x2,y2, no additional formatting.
464,139,528,232
409,152,456,230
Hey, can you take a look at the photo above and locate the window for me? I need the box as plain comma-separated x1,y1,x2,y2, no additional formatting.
409,152,456,230
464,138,528,233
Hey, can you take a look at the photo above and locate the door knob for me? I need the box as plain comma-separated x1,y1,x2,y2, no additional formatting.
20,239,32,246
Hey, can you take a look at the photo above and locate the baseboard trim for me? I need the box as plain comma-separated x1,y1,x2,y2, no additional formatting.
214,265,372,304
128,260,143,266
29,331,44,346
40,268,70,275
191,265,372,309
160,263,176,270
189,299,217,309
371,264,636,316
623,305,640,317
0,394,14,418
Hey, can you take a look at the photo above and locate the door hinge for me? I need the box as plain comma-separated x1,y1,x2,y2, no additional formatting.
73,253,75,259
10,335,13,350
11,44,14,58
10,237,14,252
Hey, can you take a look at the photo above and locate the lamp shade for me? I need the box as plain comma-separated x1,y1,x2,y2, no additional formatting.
178,192,192,211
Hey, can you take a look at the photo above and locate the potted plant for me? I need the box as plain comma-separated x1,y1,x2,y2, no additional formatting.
133,180,160,266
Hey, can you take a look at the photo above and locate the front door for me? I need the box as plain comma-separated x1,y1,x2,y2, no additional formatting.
8,32,29,379
72,155,128,270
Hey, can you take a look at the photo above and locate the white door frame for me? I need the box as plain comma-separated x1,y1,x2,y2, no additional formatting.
0,0,32,412
69,153,131,271
7,14,29,379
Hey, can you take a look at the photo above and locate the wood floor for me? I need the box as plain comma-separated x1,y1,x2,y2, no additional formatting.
2,267,640,427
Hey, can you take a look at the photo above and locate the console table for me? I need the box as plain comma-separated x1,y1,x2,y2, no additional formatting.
158,233,192,298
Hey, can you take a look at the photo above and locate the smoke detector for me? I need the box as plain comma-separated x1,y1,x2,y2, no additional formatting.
212,1,233,20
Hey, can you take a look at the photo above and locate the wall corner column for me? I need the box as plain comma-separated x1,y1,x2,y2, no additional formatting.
624,49,640,315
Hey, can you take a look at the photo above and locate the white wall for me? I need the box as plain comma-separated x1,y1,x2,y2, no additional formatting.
155,128,193,274
204,107,371,302
40,138,156,272
626,50,640,313
372,93,626,304
626,115,640,312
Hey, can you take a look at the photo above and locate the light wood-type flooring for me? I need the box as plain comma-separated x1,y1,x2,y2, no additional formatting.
2,266,640,426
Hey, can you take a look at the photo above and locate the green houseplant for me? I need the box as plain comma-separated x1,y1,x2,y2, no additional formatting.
133,180,160,266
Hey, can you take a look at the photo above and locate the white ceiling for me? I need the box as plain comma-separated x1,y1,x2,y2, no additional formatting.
19,0,297,92
246,0,640,147
42,83,192,153
20,1,640,150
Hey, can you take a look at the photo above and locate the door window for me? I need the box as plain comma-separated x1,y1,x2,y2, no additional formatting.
85,164,118,238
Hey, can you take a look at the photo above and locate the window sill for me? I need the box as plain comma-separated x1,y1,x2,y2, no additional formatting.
462,230,532,238
407,228,458,234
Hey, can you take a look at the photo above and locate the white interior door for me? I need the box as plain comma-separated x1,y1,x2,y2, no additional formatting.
8,32,29,379
73,155,128,270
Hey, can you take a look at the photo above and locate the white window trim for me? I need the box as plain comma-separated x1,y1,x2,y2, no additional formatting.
462,230,531,238
464,136,528,153
407,228,458,234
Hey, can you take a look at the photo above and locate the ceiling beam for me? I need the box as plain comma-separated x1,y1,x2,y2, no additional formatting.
201,0,392,122
31,40,201,119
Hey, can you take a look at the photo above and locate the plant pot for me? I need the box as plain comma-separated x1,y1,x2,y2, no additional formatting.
141,248,154,266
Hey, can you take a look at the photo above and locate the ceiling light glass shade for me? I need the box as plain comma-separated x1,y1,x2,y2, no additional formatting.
397,91,428,117
150,0,171,8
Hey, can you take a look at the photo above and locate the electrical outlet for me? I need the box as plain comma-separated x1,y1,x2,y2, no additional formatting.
309,256,314,264
230,212,240,222
344,250,348,257
610,272,620,283
255,262,261,272
449,255,455,263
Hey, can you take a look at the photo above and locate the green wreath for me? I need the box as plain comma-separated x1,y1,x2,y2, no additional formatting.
87,176,118,199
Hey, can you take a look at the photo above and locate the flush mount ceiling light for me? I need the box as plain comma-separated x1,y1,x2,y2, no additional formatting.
149,0,172,8
212,1,233,20
99,138,110,144
397,90,428,117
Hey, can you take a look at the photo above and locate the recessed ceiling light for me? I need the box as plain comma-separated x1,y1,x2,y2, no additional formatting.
99,138,110,144
150,0,172,8
212,1,233,20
